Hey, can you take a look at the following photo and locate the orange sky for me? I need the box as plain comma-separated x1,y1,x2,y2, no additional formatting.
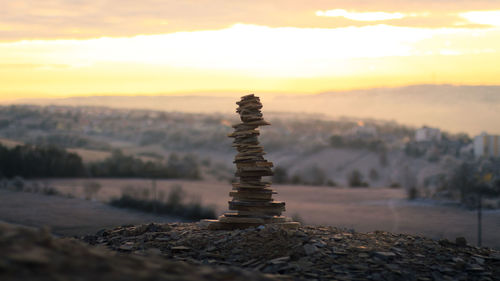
1,0,500,101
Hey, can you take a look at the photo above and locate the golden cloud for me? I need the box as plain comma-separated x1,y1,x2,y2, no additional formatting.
1,0,500,41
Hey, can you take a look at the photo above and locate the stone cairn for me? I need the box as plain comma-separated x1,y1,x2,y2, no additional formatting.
203,94,299,230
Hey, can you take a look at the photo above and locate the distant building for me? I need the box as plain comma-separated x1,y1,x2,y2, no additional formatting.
415,126,441,142
349,123,377,138
473,132,500,158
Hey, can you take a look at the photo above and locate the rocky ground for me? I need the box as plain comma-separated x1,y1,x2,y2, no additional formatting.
1,222,499,281
0,223,284,281
81,223,500,281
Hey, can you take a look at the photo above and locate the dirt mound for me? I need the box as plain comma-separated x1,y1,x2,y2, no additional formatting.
81,223,500,281
0,223,285,281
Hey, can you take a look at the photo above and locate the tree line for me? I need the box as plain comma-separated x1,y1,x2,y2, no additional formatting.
0,144,85,178
0,144,200,179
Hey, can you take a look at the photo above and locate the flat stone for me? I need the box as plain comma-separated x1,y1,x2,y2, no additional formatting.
304,244,318,255
467,265,484,271
118,243,134,251
455,237,467,247
490,253,500,260
171,246,191,251
374,251,396,260
268,256,290,264
218,216,266,224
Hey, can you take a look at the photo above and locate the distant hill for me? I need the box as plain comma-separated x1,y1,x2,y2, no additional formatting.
273,84,500,135
5,84,500,134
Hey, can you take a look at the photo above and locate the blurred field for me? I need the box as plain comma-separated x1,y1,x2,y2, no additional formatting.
0,188,177,236
38,178,500,249
66,148,111,163
0,138,22,147
0,138,111,163
0,138,159,163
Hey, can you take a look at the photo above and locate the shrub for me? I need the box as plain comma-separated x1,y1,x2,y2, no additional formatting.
83,181,102,200
4,179,60,196
41,186,60,196
12,177,25,191
379,151,388,167
369,168,379,181
273,166,288,184
407,186,419,200
326,180,337,187
109,185,216,221
88,150,201,179
166,184,184,211
291,174,303,185
389,182,401,188
291,213,304,224
348,170,369,187
307,165,326,186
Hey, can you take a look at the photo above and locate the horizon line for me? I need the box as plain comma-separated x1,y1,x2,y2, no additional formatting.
3,83,500,104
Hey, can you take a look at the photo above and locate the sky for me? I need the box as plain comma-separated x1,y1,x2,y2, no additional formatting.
1,0,500,101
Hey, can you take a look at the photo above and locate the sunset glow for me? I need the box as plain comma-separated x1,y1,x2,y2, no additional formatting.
460,10,500,26
1,1,500,100
316,9,406,21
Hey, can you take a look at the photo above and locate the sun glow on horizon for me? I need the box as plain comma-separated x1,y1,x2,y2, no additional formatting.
460,10,500,26
316,9,407,21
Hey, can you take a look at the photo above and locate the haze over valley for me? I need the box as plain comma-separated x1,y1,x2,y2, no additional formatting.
7,84,499,135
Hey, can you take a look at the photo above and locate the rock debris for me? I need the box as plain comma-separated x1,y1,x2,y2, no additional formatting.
80,222,500,281
0,223,286,281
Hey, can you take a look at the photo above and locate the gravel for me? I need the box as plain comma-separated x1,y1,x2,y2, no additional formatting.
80,222,500,281
0,222,286,281
1,221,498,281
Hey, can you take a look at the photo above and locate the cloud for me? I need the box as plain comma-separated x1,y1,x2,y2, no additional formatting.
1,24,431,77
0,63,71,70
460,10,500,26
1,0,500,41
2,22,499,79
316,9,406,21
314,9,497,28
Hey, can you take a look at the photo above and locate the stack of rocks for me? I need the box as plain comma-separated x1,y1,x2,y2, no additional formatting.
203,94,299,230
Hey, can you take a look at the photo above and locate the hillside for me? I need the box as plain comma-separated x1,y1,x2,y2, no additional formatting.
1,222,499,281
5,84,500,135
0,104,471,189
